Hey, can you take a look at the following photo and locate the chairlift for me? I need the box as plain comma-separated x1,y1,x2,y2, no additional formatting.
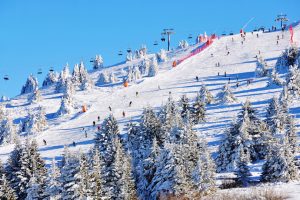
188,34,192,39
49,67,54,72
90,58,94,63
127,48,132,53
153,41,158,46
118,51,123,56
222,31,226,36
37,68,42,75
3,75,9,81
161,36,166,42
229,31,234,35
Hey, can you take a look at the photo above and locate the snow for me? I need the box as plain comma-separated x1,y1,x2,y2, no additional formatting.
1,24,300,197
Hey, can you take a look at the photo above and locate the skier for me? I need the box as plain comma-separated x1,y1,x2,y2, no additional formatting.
129,101,132,107
228,77,231,83
85,131,87,138
241,41,243,45
256,33,259,38
224,71,227,77
136,91,139,97
227,51,230,56
73,141,76,147
43,139,47,146
122,111,126,117
218,72,220,76
236,82,239,87
196,76,199,82
277,40,279,45
97,125,101,131
97,116,100,121
218,62,220,67
93,121,96,126
211,53,214,57
277,35,280,40
108,106,112,111
158,85,161,90
258,50,261,55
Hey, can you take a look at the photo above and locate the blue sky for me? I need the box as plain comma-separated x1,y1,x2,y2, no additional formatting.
0,0,299,97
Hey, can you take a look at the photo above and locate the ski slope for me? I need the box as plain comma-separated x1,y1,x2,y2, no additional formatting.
1,24,300,198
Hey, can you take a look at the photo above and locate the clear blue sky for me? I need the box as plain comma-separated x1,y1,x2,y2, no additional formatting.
0,0,299,97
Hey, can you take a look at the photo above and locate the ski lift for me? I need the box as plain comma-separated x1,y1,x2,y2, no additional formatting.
127,48,132,53
90,58,94,63
222,31,226,36
229,31,234,35
49,67,54,72
188,34,192,39
161,36,166,42
37,68,42,75
153,41,158,46
118,50,123,56
3,75,9,81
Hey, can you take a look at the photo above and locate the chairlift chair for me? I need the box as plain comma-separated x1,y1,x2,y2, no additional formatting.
49,67,54,72
154,41,158,46
127,48,132,53
3,75,9,81
37,68,42,75
188,34,193,39
118,51,123,56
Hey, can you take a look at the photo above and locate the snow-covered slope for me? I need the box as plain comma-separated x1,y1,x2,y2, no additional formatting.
1,25,300,197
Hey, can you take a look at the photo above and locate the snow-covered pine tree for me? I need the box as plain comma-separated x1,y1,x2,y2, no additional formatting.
285,115,298,154
71,64,80,85
0,109,17,145
78,62,93,90
286,64,300,97
42,71,59,87
21,74,39,95
216,83,237,103
93,54,104,69
56,82,75,116
0,173,17,200
97,72,110,85
46,159,62,200
28,89,42,104
261,139,299,182
199,84,214,104
178,40,189,49
156,49,168,62
191,92,206,124
90,148,104,199
109,72,118,83
234,148,252,187
5,139,23,196
149,143,192,199
216,110,252,172
127,52,133,62
268,67,284,86
255,56,268,77
75,153,91,199
139,58,150,75
148,57,159,77
192,139,216,196
265,96,286,135
24,106,48,135
179,95,190,120
60,149,81,200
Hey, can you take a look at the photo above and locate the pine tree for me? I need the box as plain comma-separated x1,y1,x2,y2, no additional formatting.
97,72,110,85
255,56,268,77
216,83,237,103
71,64,80,85
60,149,80,200
109,72,118,83
268,67,284,86
92,54,104,69
0,110,17,145
46,159,62,200
24,106,48,134
156,49,168,62
28,89,42,104
148,57,159,77
179,95,190,120
56,82,75,116
178,40,189,49
90,148,104,199
191,93,206,124
286,65,300,97
266,96,286,135
199,84,214,104
21,75,39,95
42,71,59,87
78,62,93,90
139,58,150,75
0,173,17,200
261,140,299,182
285,115,298,154
234,148,252,187
75,153,91,199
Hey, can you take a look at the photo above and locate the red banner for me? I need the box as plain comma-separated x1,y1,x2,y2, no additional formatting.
289,25,294,43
